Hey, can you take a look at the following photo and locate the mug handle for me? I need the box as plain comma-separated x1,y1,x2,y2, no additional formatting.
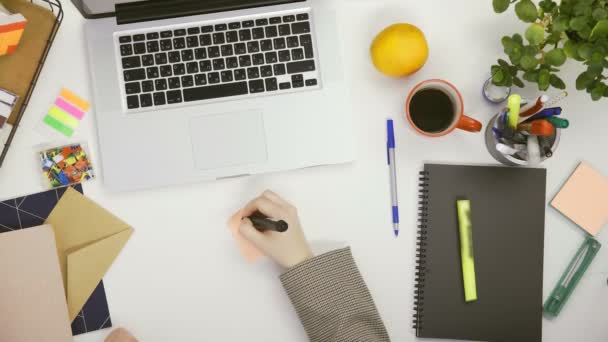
456,115,482,132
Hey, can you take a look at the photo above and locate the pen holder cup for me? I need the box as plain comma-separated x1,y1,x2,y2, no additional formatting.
485,112,561,167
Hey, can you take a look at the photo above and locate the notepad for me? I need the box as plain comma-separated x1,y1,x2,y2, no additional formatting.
552,162,608,236
413,164,546,342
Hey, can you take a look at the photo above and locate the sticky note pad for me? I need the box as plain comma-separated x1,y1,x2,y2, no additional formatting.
43,89,90,137
228,210,265,263
552,162,608,236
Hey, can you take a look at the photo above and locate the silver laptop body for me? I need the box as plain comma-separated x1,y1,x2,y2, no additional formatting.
82,0,354,191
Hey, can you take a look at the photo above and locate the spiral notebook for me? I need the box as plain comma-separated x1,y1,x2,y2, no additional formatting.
413,164,546,342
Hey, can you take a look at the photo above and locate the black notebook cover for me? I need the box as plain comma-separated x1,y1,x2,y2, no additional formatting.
413,164,546,342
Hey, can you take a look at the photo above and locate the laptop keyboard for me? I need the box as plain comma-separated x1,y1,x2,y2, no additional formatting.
117,12,319,112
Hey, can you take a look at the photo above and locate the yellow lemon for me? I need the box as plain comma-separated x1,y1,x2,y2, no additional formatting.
371,23,429,77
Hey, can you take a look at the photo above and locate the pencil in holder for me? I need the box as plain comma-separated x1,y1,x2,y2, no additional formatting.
485,111,561,167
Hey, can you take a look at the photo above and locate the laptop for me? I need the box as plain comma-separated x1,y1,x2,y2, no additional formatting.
74,0,354,191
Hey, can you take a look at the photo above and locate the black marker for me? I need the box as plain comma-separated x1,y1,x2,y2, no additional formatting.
248,211,289,233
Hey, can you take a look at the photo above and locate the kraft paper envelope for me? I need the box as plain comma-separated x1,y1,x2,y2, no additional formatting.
0,225,73,342
45,187,134,321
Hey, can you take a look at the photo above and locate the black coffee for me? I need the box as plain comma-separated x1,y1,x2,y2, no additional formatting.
409,89,455,133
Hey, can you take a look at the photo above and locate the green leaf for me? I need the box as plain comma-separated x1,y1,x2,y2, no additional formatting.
545,48,567,66
523,45,539,57
513,76,525,88
588,63,603,78
498,59,510,69
526,24,546,45
512,33,524,44
552,15,570,32
593,8,608,21
515,0,539,23
493,0,511,13
590,20,608,41
591,52,604,64
545,33,562,45
509,46,523,64
591,84,605,100
563,39,579,59
578,43,593,60
523,70,539,82
549,74,566,89
576,71,594,90
569,16,589,32
539,0,557,13
520,55,539,70
538,76,551,91
493,69,505,83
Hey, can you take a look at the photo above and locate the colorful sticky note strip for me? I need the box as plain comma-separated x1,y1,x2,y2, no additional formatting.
43,89,91,137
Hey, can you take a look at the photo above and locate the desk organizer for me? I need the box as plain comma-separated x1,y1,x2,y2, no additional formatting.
0,0,63,167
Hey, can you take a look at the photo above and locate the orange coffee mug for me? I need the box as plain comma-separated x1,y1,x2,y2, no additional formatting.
405,79,482,137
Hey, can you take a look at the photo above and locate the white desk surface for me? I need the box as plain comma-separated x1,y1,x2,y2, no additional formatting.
0,0,606,341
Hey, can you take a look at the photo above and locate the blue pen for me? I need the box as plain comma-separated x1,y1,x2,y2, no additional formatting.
523,107,562,123
386,119,399,237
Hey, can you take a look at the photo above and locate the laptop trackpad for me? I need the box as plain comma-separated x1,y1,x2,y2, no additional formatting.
189,110,268,170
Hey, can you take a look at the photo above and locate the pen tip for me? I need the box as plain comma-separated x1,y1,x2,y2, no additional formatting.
394,230,399,237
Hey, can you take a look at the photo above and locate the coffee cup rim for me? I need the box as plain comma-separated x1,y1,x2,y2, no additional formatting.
405,79,465,137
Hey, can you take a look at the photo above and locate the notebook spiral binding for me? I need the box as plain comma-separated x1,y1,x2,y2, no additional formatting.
413,170,429,334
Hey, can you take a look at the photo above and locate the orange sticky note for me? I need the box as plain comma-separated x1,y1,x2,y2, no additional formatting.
551,162,608,236
59,89,91,112
228,210,265,262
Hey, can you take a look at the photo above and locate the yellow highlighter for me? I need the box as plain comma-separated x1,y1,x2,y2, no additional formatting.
507,94,521,129
457,199,477,302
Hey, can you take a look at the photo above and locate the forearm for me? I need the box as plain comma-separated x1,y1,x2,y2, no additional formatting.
280,247,391,342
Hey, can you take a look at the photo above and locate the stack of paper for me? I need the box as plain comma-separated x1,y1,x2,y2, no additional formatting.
0,88,18,129
0,225,73,342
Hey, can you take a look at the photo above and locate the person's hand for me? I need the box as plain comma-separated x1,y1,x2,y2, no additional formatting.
105,328,138,342
239,191,313,269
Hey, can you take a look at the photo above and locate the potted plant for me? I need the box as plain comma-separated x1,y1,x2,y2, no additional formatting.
490,0,608,100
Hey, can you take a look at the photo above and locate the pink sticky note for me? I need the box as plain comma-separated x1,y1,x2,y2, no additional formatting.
228,210,265,262
552,162,608,236
55,97,85,120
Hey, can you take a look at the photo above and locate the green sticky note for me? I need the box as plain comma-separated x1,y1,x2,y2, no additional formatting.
457,199,477,302
44,115,74,137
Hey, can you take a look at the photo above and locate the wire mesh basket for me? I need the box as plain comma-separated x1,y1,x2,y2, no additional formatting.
0,0,63,167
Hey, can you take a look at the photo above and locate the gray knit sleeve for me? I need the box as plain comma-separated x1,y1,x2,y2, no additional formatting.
280,247,391,342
